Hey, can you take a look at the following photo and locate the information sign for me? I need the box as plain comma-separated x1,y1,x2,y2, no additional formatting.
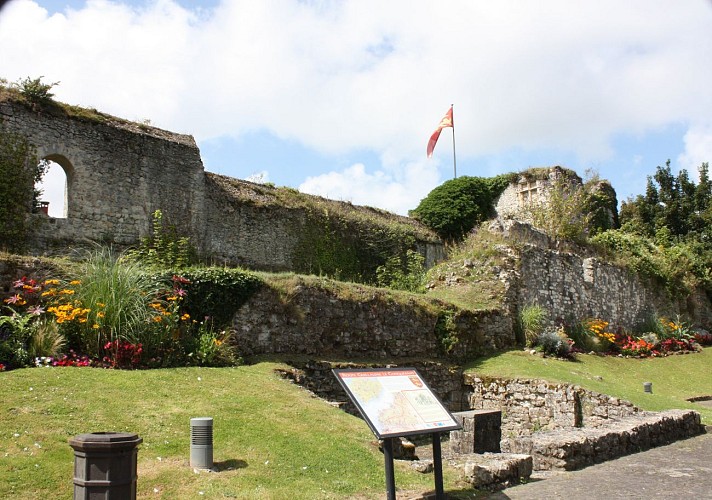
333,368,461,439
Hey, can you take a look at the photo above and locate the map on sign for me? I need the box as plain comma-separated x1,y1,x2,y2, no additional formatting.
333,368,461,439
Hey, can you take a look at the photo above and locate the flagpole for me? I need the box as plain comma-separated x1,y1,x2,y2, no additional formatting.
451,104,457,178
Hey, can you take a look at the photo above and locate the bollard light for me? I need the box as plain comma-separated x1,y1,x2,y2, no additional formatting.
190,417,214,469
643,382,653,393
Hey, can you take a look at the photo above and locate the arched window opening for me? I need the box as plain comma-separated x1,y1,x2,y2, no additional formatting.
35,159,69,218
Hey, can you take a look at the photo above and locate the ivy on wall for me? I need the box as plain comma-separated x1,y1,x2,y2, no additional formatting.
291,206,421,283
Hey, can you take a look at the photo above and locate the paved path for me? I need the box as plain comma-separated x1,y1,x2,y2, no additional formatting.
485,430,712,499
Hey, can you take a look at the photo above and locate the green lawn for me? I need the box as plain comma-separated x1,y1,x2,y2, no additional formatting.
0,363,457,499
3,351,710,499
464,347,712,424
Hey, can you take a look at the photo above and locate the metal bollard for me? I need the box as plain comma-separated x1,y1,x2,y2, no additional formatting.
190,417,214,469
643,382,653,393
68,432,142,500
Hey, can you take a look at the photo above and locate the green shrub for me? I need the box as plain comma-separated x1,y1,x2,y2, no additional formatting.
191,321,241,366
376,249,426,293
527,176,590,243
13,76,59,103
566,320,599,352
0,310,33,368
591,230,709,295
125,209,196,269
434,309,459,354
69,248,165,355
28,319,65,358
178,267,263,329
410,174,514,240
0,126,48,252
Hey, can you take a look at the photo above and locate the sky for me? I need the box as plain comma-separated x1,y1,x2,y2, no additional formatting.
1,0,712,218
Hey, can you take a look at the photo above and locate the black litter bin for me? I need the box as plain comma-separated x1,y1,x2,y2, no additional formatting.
69,432,142,500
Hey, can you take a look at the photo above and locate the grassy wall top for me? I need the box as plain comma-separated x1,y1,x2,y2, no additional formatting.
0,85,197,147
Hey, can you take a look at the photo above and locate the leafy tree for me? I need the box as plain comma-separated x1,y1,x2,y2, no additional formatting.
0,126,47,252
409,174,514,240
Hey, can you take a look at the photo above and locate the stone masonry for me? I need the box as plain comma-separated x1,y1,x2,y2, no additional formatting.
0,95,443,272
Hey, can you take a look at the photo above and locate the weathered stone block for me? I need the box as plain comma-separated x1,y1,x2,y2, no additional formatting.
450,410,502,454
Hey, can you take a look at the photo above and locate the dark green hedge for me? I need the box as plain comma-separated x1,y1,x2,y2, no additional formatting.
177,268,263,328
409,174,515,240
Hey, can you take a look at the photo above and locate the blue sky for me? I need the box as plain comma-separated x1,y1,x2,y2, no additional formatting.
2,0,712,217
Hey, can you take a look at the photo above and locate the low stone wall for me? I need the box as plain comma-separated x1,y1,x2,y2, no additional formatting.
464,375,639,436
502,409,705,471
277,359,469,415
234,277,515,362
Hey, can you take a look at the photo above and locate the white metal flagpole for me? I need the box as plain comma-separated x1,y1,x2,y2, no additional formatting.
451,104,457,178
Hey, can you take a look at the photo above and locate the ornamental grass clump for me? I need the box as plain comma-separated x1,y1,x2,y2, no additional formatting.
519,304,547,347
70,248,164,355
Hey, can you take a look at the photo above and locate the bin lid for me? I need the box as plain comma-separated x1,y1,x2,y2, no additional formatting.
69,432,143,451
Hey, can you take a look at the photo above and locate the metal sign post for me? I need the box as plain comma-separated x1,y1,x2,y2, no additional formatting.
333,368,461,500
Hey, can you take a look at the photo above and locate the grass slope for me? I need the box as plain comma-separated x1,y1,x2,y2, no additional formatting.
1,363,455,499
465,348,712,424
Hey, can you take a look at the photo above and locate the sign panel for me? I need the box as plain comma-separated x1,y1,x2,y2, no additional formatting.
333,368,461,439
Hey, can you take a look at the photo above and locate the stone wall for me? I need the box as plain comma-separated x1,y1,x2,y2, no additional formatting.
494,166,581,221
503,410,704,471
492,219,712,329
233,276,515,362
0,97,207,252
1,94,443,274
463,375,640,436
203,173,444,273
277,359,468,415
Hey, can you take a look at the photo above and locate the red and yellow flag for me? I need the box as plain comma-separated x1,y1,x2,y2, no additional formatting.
426,106,453,158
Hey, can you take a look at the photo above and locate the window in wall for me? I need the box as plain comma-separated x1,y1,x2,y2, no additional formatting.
35,160,68,218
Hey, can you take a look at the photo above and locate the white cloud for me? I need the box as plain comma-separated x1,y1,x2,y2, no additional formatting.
299,160,441,215
678,124,712,176
244,170,270,184
4,0,712,214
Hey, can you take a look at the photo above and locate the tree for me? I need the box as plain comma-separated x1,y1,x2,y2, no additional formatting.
409,174,513,240
0,126,47,252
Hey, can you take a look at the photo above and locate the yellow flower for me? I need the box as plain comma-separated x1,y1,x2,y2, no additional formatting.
97,302,106,308
97,312,105,318
69,280,81,285
44,279,60,285
59,289,75,295
181,313,190,321
92,324,100,329
152,316,163,323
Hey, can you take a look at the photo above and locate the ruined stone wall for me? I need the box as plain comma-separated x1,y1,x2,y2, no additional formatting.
463,375,640,436
1,95,443,272
233,276,515,361
0,98,207,252
492,220,712,329
278,359,468,416
204,173,445,274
